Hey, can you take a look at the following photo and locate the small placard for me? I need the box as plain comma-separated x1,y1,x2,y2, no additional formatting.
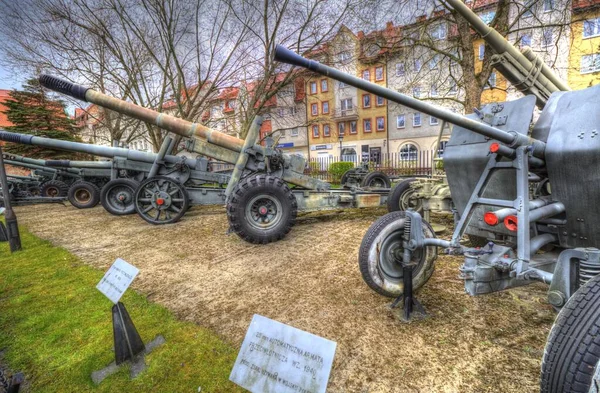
96,258,139,304
230,314,337,393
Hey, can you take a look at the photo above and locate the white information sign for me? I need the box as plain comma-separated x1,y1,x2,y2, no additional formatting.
96,258,139,304
230,314,337,393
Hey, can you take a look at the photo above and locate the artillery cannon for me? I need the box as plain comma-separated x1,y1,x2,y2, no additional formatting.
0,77,390,242
274,33,600,390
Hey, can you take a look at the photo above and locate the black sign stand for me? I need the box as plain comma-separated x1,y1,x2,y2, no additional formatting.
112,302,145,365
0,147,22,252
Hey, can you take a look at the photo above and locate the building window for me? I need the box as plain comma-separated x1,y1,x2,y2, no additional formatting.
520,34,532,47
542,27,554,47
340,98,352,115
350,121,357,134
543,0,553,11
397,114,405,128
362,69,370,81
290,127,299,137
322,101,329,114
376,96,384,106
478,43,485,60
321,79,328,92
338,122,345,136
523,0,534,18
414,59,422,72
581,53,600,74
413,87,421,98
323,124,330,137
338,51,351,63
413,113,422,127
449,81,458,95
430,84,438,97
400,144,418,161
430,23,447,40
583,18,600,38
363,118,372,133
310,82,317,94
396,63,405,76
312,125,319,138
479,10,496,25
375,66,384,81
311,103,318,116
429,54,440,69
363,94,371,108
376,116,385,131
485,72,497,89
430,116,439,125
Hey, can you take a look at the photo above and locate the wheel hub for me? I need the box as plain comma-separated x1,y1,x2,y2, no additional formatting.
153,191,171,209
259,206,268,215
75,189,91,203
245,195,283,230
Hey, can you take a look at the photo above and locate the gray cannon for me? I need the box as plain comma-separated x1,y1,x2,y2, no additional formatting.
0,75,391,243
275,34,600,390
0,130,231,216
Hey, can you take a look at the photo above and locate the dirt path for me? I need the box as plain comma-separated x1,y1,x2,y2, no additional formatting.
15,204,555,392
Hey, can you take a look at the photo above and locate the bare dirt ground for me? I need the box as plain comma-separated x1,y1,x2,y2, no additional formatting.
14,203,556,392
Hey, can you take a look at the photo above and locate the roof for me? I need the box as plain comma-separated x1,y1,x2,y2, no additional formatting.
0,89,12,128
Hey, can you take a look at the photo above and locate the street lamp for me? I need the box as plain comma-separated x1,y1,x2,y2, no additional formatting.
338,133,344,162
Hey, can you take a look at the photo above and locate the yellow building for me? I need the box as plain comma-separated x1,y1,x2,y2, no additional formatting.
474,38,508,104
305,26,388,164
568,0,600,89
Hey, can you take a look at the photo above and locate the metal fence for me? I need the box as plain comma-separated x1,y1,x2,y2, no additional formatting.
305,150,438,183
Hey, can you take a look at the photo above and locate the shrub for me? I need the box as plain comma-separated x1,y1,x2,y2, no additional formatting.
328,161,354,183
308,161,320,173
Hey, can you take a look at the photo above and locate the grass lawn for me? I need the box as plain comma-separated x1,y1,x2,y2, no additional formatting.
0,223,244,393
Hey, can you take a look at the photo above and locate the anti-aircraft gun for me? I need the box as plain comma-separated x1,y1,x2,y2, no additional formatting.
274,30,600,390
0,78,391,242
385,0,570,226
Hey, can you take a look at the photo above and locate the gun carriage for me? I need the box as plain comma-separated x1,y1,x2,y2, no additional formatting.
273,0,600,387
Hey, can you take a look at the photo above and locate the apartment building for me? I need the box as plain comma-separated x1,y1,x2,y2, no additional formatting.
569,0,600,89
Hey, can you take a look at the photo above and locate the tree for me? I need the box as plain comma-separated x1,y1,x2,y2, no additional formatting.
2,78,83,159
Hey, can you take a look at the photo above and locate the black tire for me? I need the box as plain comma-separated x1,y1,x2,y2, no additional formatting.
227,174,297,244
467,235,488,248
40,180,69,197
358,211,437,297
387,178,420,213
361,171,391,188
340,169,355,188
100,179,140,215
134,176,189,225
67,181,100,209
541,273,600,393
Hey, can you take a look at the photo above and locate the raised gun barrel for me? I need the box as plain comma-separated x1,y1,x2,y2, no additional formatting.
446,0,569,107
273,45,546,158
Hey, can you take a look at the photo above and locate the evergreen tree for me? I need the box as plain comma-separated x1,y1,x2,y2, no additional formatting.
1,78,83,159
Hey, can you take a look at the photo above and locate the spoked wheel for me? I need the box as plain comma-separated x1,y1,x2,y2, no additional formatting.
100,179,140,215
387,178,423,213
227,174,297,244
358,211,437,297
40,180,69,197
340,169,356,188
68,181,100,209
134,176,189,225
360,171,391,188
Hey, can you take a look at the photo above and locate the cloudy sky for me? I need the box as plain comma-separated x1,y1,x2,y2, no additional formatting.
0,63,22,90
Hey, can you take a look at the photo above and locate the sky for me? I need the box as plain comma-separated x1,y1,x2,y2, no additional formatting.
0,62,24,90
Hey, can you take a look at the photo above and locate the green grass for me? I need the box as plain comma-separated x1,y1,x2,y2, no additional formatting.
0,224,244,393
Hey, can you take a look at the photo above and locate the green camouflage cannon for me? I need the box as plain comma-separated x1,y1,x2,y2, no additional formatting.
274,4,600,388
0,130,232,215
0,74,391,243
381,0,571,228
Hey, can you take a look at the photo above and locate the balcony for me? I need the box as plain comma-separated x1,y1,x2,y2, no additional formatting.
573,0,600,11
331,106,358,121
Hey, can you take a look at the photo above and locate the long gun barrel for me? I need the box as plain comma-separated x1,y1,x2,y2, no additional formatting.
0,129,201,168
3,153,111,171
446,0,569,107
273,45,546,157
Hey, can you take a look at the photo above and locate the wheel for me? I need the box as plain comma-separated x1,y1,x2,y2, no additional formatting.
340,169,356,188
67,181,100,209
134,176,189,224
387,178,422,213
227,174,297,244
361,171,391,188
100,179,140,215
541,273,600,392
358,211,437,297
40,180,69,197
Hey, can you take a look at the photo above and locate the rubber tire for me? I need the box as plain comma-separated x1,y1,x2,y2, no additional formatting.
387,178,416,212
227,174,297,244
358,211,437,297
361,171,391,188
67,181,100,209
541,273,600,392
40,180,69,197
340,169,355,188
100,179,140,215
